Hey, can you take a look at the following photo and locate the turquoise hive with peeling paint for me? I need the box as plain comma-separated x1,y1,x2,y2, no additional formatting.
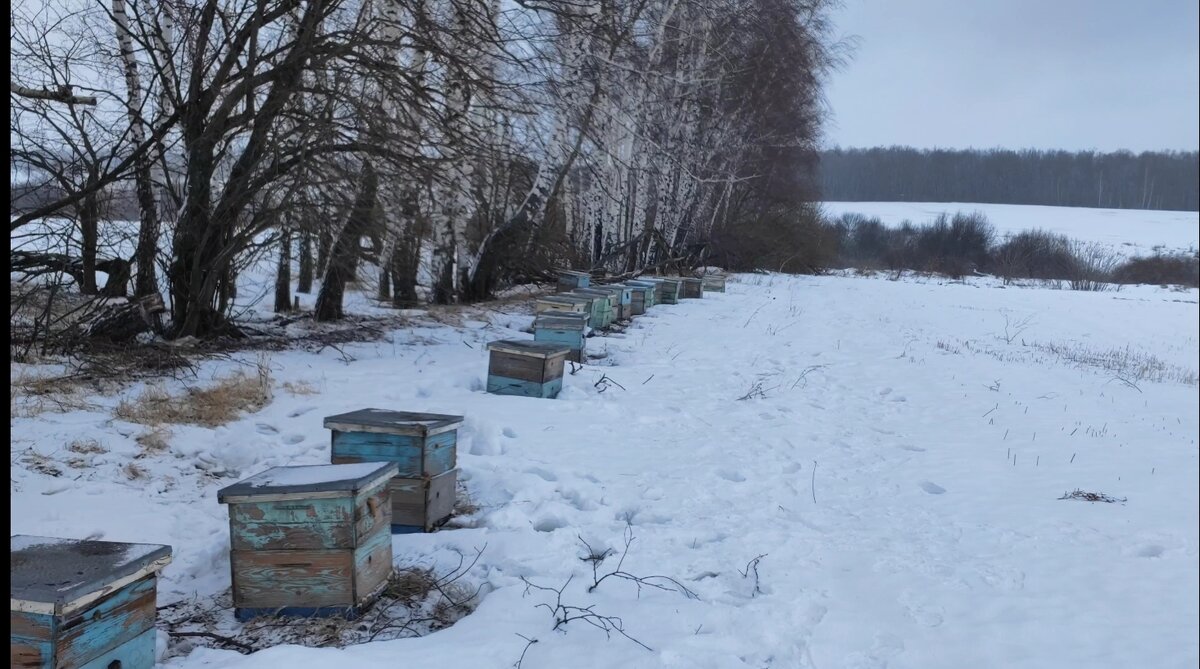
217,462,397,621
556,270,591,292
534,312,589,363
11,535,172,669
486,339,570,398
324,409,463,534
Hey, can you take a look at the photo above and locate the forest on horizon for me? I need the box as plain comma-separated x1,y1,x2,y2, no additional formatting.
820,147,1200,212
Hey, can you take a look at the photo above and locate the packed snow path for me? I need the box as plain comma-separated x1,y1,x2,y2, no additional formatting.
11,273,1199,668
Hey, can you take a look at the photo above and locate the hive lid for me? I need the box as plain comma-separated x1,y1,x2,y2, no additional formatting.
487,339,571,358
217,462,398,503
538,295,591,305
323,408,464,435
535,313,589,329
11,535,173,615
557,270,590,278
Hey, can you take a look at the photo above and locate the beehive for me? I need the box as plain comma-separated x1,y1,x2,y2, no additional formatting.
701,274,726,292
573,288,622,324
324,409,463,534
563,291,613,329
556,270,591,293
617,283,651,315
534,312,589,363
625,280,660,309
486,340,571,398
535,294,590,316
655,278,682,304
588,285,633,320
11,535,172,669
217,462,397,621
679,277,704,299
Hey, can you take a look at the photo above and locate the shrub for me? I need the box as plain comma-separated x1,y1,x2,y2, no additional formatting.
1112,253,1200,288
991,229,1079,282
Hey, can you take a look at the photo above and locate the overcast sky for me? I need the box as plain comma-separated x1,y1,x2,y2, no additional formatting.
821,0,1200,152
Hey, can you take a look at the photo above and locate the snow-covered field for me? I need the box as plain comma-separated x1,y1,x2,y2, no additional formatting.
11,263,1199,668
823,201,1200,257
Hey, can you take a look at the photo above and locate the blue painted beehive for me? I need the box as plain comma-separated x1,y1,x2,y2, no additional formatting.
11,535,172,669
217,462,397,621
591,284,634,320
556,270,591,293
324,409,463,534
534,312,589,363
573,288,622,324
486,339,571,398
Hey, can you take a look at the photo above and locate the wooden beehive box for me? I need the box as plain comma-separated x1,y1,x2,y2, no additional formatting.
556,270,591,293
599,284,634,319
625,280,660,309
656,278,682,304
486,339,571,398
324,409,464,534
679,277,704,299
563,291,612,329
616,283,651,315
535,294,590,316
534,312,589,363
701,274,726,292
573,288,622,324
217,462,397,621
11,535,172,669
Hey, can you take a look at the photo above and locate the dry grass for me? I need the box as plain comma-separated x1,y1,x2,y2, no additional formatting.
114,357,273,427
18,449,63,477
281,380,318,395
11,370,94,418
68,438,108,455
123,462,149,481
1030,341,1198,387
136,428,172,457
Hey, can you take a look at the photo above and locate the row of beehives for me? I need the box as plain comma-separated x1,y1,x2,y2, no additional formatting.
11,271,727,668
12,408,467,667
480,271,727,400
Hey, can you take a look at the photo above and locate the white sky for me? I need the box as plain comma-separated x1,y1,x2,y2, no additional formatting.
821,0,1200,152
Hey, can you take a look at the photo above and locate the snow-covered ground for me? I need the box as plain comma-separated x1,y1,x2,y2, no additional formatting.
822,201,1200,257
11,265,1199,667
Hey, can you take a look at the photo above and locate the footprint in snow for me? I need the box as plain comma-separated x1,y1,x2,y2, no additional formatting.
287,405,317,418
281,434,305,445
255,423,279,435
502,427,518,438
878,387,893,397
525,466,557,482
899,445,926,452
717,470,746,483
919,481,946,495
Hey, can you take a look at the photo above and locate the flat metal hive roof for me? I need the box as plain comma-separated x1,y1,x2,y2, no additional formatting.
11,535,172,608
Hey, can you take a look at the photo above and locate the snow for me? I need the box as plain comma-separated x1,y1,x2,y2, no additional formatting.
10,207,1200,668
234,463,395,491
822,201,1200,257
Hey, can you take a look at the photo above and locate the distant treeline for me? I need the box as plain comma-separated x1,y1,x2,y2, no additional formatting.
819,147,1200,212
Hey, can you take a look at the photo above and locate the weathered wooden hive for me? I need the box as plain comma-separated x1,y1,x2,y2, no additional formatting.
615,283,652,315
679,277,704,299
655,278,682,304
324,409,463,534
217,462,397,621
625,279,661,309
563,291,613,329
486,339,571,399
589,285,633,320
701,274,726,292
555,270,591,293
535,294,590,316
533,312,590,363
11,535,172,669
573,288,622,324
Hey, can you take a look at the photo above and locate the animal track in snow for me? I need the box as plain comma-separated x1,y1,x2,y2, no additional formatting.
281,434,305,445
1137,544,1165,558
287,405,317,418
717,469,746,483
255,423,279,435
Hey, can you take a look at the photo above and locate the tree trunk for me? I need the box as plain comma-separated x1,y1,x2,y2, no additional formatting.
297,230,314,293
315,165,378,321
78,189,100,295
113,0,161,299
274,227,292,313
